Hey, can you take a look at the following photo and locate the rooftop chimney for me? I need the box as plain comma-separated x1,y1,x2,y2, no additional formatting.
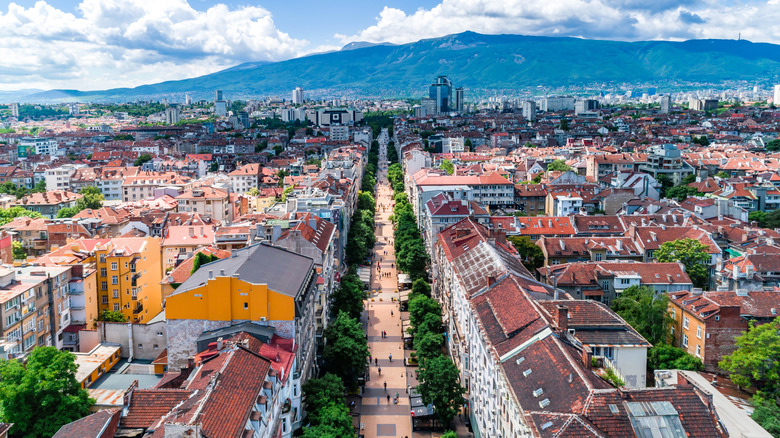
487,276,497,288
555,305,569,333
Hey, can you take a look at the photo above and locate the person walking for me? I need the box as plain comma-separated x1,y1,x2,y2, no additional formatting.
386,394,390,404
384,381,387,392
389,353,392,362
375,358,378,366
378,367,382,375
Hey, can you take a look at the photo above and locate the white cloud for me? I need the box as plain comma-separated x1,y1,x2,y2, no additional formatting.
0,0,308,91
338,0,780,46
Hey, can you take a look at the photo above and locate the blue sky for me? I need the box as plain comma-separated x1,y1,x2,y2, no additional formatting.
0,0,778,91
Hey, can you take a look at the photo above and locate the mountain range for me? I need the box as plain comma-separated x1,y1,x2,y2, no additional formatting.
19,32,780,102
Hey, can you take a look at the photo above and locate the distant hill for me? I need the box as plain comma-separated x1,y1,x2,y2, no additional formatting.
18,32,780,102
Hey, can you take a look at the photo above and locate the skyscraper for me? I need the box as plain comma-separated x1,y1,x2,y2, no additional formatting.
292,87,304,105
10,103,19,118
429,76,452,114
165,105,180,125
185,94,192,105
774,85,780,106
523,101,537,122
215,90,223,101
660,95,671,114
454,87,464,113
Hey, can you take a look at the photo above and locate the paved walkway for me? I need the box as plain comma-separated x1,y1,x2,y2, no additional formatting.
360,131,413,438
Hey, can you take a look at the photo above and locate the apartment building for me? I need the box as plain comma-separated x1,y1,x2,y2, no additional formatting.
0,265,72,358
93,237,163,323
165,243,318,390
668,289,780,372
229,163,262,194
176,186,234,223
13,190,82,218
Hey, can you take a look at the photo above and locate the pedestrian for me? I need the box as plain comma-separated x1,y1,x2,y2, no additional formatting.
387,394,390,404
375,358,378,366
384,381,387,392
391,309,394,316
369,355,372,363
389,353,392,362
378,367,382,375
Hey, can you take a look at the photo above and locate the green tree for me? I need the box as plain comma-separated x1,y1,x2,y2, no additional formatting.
665,185,702,201
750,391,780,437
330,273,365,320
559,118,570,131
209,161,219,172
273,145,284,155
281,185,294,202
133,153,152,166
32,180,46,193
720,317,780,397
76,186,104,210
114,134,135,141
765,209,780,229
356,191,375,212
464,139,473,151
409,294,441,333
715,171,729,178
610,285,673,346
647,344,703,371
507,236,545,272
247,187,259,197
750,211,768,228
546,159,572,172
441,432,458,438
302,373,346,424
191,252,219,274
414,330,443,362
56,207,80,218
0,206,42,226
657,174,674,198
417,355,465,428
11,241,25,260
655,238,711,289
766,139,780,152
323,312,369,387
411,278,432,298
440,159,455,175
97,309,127,322
0,347,94,437
398,240,429,281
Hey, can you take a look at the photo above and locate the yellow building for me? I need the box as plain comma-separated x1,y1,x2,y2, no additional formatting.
74,343,121,388
94,237,163,324
668,292,707,360
165,244,317,378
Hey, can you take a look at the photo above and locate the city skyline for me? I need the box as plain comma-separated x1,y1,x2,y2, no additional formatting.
2,0,780,92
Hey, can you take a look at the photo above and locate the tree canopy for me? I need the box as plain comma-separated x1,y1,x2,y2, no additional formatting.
0,347,94,437
546,159,572,172
417,355,465,428
507,235,545,272
720,317,780,397
440,159,455,175
647,343,703,371
0,206,42,226
323,311,369,388
611,285,673,346
655,238,711,289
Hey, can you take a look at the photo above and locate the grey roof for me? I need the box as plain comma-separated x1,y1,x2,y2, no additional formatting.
196,322,275,353
173,243,315,298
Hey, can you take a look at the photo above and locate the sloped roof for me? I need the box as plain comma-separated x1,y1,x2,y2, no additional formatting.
172,243,314,298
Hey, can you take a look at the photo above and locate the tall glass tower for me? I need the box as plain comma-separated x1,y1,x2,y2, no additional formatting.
429,76,452,114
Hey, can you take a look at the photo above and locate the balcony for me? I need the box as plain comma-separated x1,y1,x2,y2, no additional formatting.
133,302,144,315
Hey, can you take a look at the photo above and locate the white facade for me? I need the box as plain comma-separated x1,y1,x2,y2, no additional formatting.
774,85,780,105
329,125,349,141
292,87,304,105
553,195,582,216
442,137,465,153
44,165,77,191
21,137,59,157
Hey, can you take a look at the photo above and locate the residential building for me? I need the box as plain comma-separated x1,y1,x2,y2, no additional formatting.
668,289,780,372
165,243,318,391
536,236,642,266
161,225,216,270
522,100,537,122
539,261,693,304
52,409,121,438
164,105,180,125
228,163,261,194
638,144,695,185
292,86,304,104
13,190,82,219
660,95,671,114
176,186,234,223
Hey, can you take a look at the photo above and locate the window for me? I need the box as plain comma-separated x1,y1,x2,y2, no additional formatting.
101,281,108,291
670,326,675,335
112,276,118,285
102,296,108,304
113,303,120,311
671,308,676,319
683,317,689,329
682,334,689,348
594,253,602,261
244,302,248,309
112,290,119,299
696,345,701,356
620,278,630,285
696,326,702,339
100,268,106,277
111,262,118,270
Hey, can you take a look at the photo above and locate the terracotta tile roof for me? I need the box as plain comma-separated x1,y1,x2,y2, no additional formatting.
572,215,626,235
120,389,193,428
53,409,120,438
669,290,780,321
15,190,81,206
539,261,692,286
